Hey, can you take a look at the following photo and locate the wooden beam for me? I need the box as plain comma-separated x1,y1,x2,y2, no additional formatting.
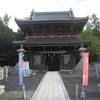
40,50,67,54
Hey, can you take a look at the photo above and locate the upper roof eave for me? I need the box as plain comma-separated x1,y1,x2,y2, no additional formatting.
15,17,89,24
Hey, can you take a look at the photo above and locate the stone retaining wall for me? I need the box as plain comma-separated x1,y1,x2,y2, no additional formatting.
0,85,5,95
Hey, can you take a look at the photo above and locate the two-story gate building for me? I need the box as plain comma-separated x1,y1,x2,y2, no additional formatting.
13,9,92,71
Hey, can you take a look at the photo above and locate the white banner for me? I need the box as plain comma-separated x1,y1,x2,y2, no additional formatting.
22,61,30,76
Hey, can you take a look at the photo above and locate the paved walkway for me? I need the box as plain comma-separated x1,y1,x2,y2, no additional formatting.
30,71,70,100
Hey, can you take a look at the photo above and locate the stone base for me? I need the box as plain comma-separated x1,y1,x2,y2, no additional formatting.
0,85,5,95
72,69,83,75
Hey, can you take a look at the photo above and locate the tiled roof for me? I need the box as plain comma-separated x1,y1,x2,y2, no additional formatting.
30,11,72,21
13,38,92,46
15,10,88,22
15,10,89,34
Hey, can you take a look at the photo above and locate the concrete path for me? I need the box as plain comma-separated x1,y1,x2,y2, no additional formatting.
30,71,70,100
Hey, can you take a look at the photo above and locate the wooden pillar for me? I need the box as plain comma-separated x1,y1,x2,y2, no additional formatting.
60,54,64,70
71,51,76,69
73,52,76,69
29,53,33,69
41,54,45,71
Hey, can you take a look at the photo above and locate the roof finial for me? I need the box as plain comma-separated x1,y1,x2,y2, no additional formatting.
70,8,72,11
69,8,74,18
30,9,34,20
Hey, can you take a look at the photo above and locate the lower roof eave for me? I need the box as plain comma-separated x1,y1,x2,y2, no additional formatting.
13,43,91,47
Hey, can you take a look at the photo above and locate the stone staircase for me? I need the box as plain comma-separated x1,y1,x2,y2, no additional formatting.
73,58,83,74
74,57,96,75
75,57,83,70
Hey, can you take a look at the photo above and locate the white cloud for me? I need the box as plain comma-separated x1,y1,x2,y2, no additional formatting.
0,0,100,32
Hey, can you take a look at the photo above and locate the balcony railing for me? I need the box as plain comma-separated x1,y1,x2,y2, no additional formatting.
25,35,79,39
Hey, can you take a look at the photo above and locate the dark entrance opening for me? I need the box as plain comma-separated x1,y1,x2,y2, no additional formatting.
45,54,60,71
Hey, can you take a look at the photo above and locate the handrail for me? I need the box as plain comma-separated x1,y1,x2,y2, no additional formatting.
25,35,79,39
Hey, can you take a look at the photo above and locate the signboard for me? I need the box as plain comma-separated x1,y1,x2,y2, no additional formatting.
22,61,30,76
83,52,89,86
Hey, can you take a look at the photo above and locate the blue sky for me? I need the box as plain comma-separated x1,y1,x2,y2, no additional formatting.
0,0,100,32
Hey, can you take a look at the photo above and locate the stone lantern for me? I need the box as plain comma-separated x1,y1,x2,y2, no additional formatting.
17,44,26,99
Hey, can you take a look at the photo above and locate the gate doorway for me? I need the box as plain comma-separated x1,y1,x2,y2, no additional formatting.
45,54,60,71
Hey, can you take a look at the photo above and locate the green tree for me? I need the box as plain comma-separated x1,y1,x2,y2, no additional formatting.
2,13,11,26
80,23,100,62
90,14,100,38
0,20,17,66
92,29,100,39
90,14,100,30
80,23,93,39
0,16,25,66
14,29,25,40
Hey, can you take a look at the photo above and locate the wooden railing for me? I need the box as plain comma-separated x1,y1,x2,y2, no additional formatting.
25,35,79,39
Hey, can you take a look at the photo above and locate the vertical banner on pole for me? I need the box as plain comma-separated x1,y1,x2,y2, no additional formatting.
83,52,89,86
18,52,23,86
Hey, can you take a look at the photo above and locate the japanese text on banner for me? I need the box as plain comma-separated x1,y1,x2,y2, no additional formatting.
83,52,89,86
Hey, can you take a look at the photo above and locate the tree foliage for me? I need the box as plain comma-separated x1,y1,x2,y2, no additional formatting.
14,29,25,40
0,18,24,66
0,20,15,66
90,14,100,38
2,13,11,26
80,22,100,62
90,13,100,31
92,29,100,39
